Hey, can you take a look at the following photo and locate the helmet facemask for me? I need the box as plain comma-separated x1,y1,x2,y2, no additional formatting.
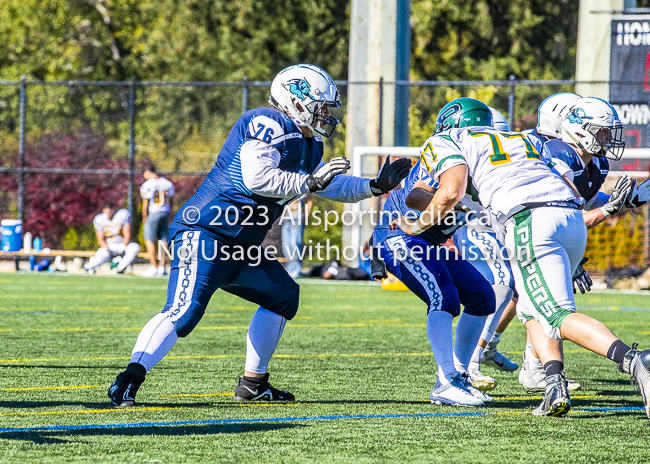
301,95,341,138
586,123,625,160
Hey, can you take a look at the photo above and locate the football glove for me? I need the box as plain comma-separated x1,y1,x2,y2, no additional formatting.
305,157,350,193
572,257,592,294
601,175,633,218
626,178,650,208
369,156,412,196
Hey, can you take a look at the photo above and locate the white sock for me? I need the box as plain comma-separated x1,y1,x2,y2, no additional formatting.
480,285,513,346
130,313,178,371
454,313,488,372
244,307,287,374
470,345,484,366
426,311,456,383
525,343,543,368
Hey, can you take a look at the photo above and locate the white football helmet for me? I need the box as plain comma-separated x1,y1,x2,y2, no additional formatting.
536,92,581,138
559,97,625,160
489,107,510,131
269,64,341,138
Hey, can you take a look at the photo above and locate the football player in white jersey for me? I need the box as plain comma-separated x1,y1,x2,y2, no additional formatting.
435,106,519,392
85,204,141,274
395,97,650,418
516,96,650,392
140,164,175,277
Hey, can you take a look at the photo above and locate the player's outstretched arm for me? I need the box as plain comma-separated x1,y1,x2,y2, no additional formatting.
314,156,410,203
305,157,351,192
583,175,633,229
393,164,467,235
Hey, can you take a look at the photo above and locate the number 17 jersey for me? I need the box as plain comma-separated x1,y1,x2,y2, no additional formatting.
419,126,576,217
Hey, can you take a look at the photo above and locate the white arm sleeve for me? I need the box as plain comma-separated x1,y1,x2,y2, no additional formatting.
313,161,373,203
585,191,610,211
240,140,310,198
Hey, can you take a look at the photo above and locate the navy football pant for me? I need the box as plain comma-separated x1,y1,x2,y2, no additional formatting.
162,231,300,337
379,235,495,317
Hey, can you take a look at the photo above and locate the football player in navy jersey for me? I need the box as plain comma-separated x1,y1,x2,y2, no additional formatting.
108,64,411,406
373,99,497,407
522,92,581,155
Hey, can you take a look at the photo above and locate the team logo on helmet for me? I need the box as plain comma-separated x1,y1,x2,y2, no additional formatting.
567,108,593,124
284,79,315,101
439,103,461,122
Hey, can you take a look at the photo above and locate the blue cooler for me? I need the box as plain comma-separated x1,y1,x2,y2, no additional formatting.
1,220,23,252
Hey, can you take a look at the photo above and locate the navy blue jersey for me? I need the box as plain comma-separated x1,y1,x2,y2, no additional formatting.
543,138,609,202
170,107,323,247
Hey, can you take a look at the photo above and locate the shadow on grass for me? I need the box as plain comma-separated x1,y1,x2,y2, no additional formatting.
0,401,215,409
0,422,305,444
0,365,128,370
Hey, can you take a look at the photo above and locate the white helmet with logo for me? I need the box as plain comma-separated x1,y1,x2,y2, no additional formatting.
537,92,581,138
489,107,510,131
560,97,625,160
269,64,341,138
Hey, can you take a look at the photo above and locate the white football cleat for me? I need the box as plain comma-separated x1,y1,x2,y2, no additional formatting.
141,265,159,277
157,265,167,276
519,351,582,393
467,363,498,392
429,374,484,407
483,348,519,372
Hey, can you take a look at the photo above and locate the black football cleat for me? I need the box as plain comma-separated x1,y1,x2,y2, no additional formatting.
108,364,146,407
619,343,650,419
532,372,571,417
234,373,295,402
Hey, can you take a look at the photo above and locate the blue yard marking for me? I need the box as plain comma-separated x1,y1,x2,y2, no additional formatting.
0,411,487,434
0,407,644,434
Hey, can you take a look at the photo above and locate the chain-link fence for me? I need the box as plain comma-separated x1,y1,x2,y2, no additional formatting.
0,78,648,273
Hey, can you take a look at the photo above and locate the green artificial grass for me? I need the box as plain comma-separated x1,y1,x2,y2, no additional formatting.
1,273,649,463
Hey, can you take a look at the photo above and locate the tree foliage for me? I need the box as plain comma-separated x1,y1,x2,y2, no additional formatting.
411,0,579,81
0,0,350,82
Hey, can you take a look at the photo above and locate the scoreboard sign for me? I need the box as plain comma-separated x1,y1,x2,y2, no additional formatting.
610,17,650,149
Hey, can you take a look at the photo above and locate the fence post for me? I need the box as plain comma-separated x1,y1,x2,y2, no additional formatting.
128,77,136,218
378,77,384,146
242,76,249,114
18,75,26,226
508,74,516,129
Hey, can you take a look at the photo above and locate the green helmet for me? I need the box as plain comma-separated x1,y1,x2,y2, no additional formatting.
434,97,493,134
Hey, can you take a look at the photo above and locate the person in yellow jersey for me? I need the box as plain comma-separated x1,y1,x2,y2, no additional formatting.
140,164,175,277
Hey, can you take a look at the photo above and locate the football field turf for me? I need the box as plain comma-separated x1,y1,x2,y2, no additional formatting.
1,273,650,463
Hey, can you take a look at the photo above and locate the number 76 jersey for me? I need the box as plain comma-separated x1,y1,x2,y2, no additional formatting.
419,126,576,217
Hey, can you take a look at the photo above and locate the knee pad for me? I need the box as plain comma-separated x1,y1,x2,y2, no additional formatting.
267,281,300,320
95,247,111,261
463,285,496,317
167,302,205,338
126,242,141,254
429,288,461,317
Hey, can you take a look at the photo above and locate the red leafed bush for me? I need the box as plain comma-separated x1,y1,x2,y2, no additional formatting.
0,126,211,248
0,127,129,248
